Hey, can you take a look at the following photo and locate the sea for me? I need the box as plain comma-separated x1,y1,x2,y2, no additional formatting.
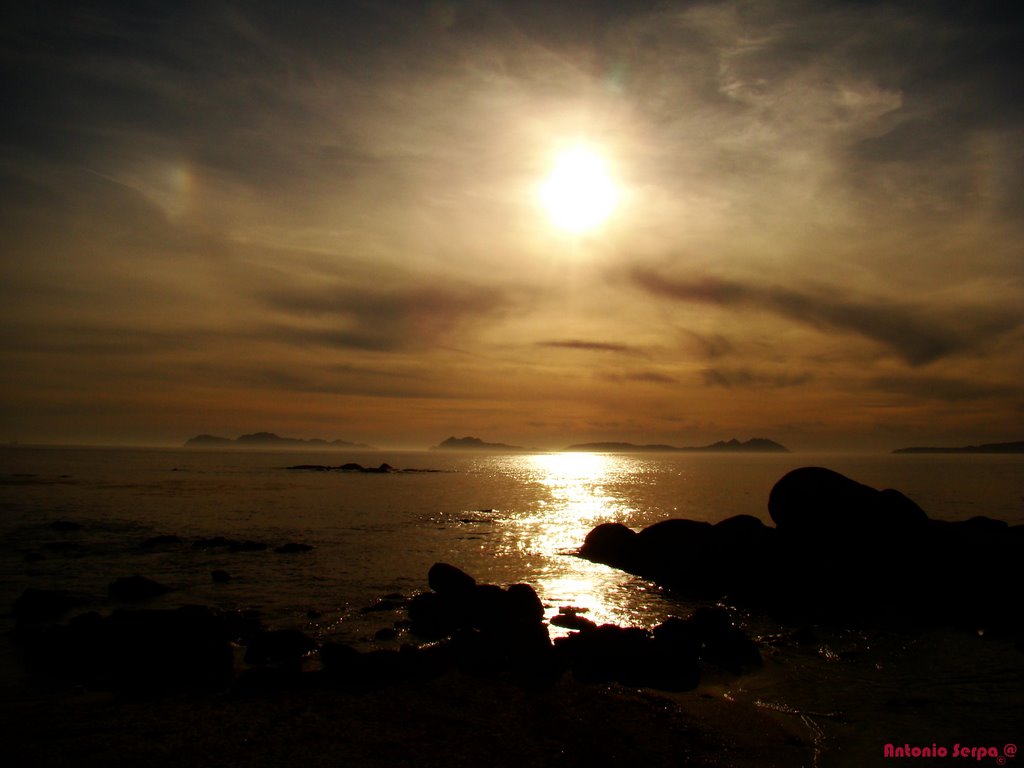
2,445,1022,767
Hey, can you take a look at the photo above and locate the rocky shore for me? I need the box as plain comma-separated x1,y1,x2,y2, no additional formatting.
579,466,1024,635
7,561,809,767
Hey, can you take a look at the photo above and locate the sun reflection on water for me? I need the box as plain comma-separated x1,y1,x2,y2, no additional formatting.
492,452,673,632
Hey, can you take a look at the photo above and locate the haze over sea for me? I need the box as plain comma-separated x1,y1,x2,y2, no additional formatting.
2,445,1022,766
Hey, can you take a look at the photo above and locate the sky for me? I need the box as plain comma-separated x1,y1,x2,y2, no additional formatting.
1,0,1022,451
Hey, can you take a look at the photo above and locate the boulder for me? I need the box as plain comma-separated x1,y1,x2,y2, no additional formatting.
428,562,476,596
274,542,314,554
578,523,639,570
550,613,598,632
768,466,927,538
244,629,318,665
25,606,233,690
505,583,545,625
140,534,183,549
49,520,82,532
12,588,79,623
108,575,170,601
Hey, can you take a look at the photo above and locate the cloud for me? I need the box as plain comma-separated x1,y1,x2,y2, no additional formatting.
630,268,1020,366
600,370,677,385
702,368,812,390
259,281,511,352
537,339,643,355
869,375,1020,403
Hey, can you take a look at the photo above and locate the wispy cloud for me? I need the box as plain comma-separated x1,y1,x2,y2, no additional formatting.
630,268,1020,366
702,368,812,390
537,339,644,355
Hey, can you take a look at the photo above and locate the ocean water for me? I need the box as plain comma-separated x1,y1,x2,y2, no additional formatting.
2,445,1022,766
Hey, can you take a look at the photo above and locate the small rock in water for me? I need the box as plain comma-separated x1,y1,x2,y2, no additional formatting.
211,569,231,583
274,542,314,554
140,534,183,549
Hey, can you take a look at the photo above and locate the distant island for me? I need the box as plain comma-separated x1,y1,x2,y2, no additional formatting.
185,432,374,449
564,438,789,453
431,436,526,452
893,440,1024,454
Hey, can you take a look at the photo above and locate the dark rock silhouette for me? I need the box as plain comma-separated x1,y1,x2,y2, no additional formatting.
287,462,426,473
244,629,318,666
48,520,82,531
579,466,1024,632
428,562,477,596
12,588,80,623
211,569,231,583
768,466,927,537
108,575,171,602
22,606,233,690
274,542,314,554
141,534,183,549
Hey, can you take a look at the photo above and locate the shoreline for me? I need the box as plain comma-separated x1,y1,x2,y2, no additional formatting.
5,669,813,768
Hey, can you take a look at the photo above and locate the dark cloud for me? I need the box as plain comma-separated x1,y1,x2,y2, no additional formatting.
702,368,812,390
601,370,677,385
869,374,1020,403
682,330,733,360
631,268,1020,366
537,339,643,355
260,282,510,352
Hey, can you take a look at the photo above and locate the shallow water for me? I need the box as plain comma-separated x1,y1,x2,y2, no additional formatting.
2,445,1022,766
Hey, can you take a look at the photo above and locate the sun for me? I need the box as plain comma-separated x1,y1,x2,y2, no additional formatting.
539,145,619,234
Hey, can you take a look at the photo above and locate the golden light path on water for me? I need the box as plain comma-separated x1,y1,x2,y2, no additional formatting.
489,452,669,634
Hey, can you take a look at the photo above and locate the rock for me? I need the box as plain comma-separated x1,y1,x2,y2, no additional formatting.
506,583,545,624
360,598,407,613
469,584,509,631
320,641,360,675
49,520,82,532
550,613,598,632
230,540,268,552
12,588,79,623
578,523,639,570
374,627,399,642
25,606,233,690
274,542,314,554
408,591,461,638
686,607,762,673
140,534,183,549
555,623,696,691
108,575,170,601
768,466,927,538
244,629,318,665
427,562,476,596
211,569,231,583
192,536,232,549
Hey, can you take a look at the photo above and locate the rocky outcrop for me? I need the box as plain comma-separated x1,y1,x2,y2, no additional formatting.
22,606,234,690
108,575,171,602
579,466,1024,631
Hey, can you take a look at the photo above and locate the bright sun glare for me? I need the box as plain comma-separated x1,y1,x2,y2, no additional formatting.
539,145,619,234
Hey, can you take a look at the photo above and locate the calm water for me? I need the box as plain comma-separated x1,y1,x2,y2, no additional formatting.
2,445,1022,766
